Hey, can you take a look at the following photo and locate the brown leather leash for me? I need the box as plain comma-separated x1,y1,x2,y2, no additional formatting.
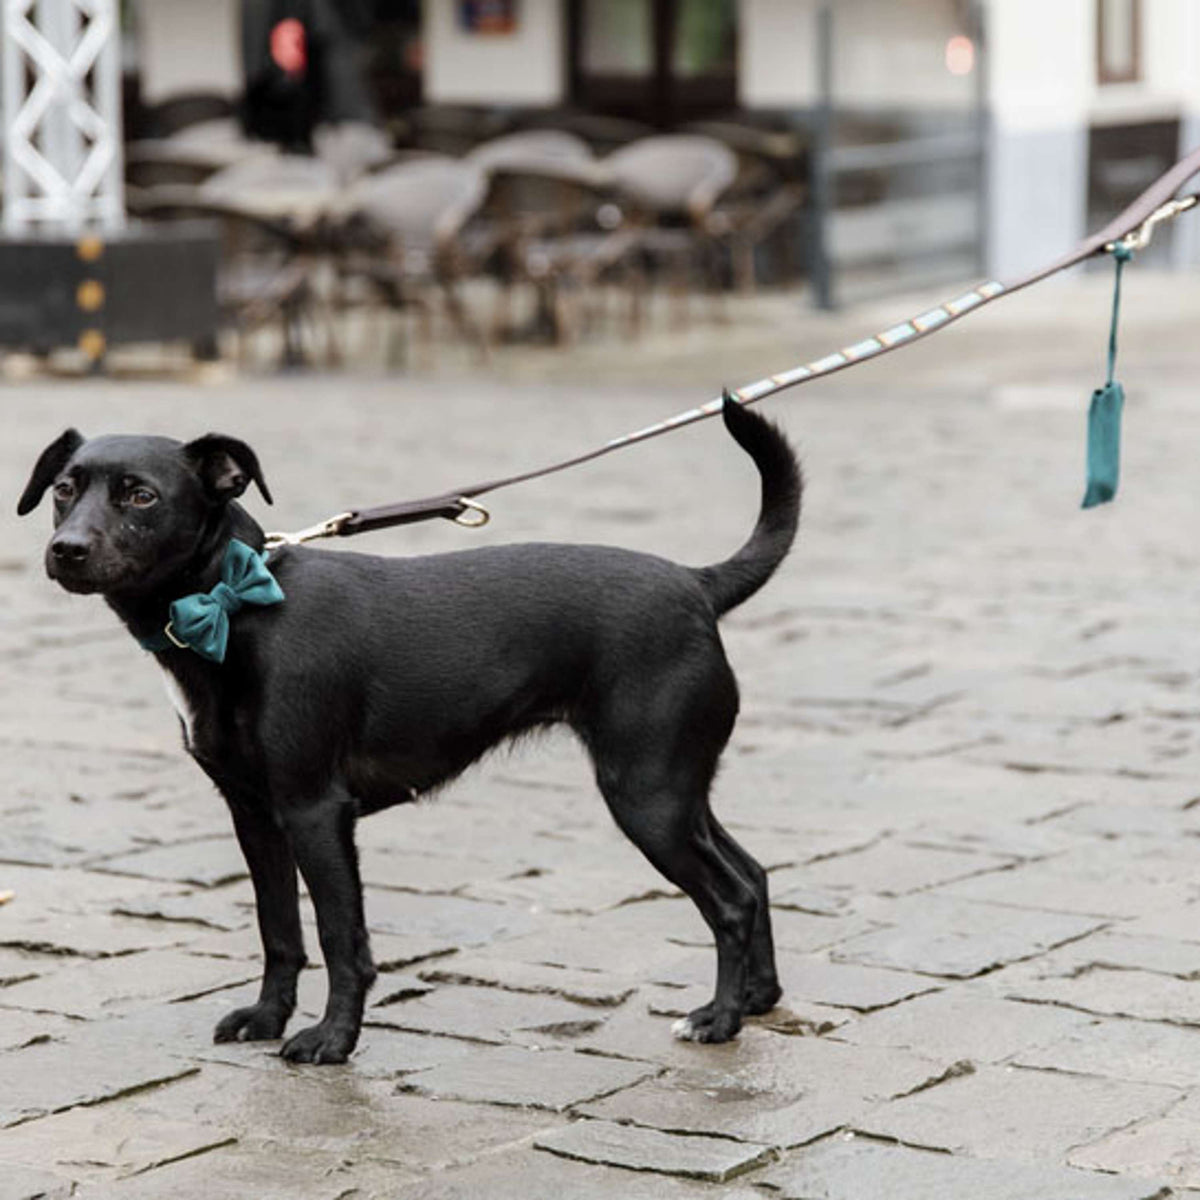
265,145,1200,550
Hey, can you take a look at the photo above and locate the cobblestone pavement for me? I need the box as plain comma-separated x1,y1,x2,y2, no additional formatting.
4,274,1200,1198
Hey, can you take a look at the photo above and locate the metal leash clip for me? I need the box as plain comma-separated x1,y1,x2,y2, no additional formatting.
1107,195,1198,254
264,511,355,549
451,497,490,528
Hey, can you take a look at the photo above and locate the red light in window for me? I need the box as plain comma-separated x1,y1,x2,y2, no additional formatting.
945,35,975,76
270,18,307,77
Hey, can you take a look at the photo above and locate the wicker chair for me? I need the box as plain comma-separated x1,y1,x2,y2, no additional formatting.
466,129,594,174
335,157,491,362
313,121,395,186
602,134,739,328
130,151,345,367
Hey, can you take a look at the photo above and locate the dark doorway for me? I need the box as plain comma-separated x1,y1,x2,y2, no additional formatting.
567,0,737,126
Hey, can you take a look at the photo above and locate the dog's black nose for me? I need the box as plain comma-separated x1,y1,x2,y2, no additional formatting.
50,536,90,563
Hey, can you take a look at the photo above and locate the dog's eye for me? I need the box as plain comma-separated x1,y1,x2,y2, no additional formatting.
52,480,76,503
127,487,158,508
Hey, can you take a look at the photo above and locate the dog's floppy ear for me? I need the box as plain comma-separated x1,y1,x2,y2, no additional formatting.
183,434,273,506
17,428,85,516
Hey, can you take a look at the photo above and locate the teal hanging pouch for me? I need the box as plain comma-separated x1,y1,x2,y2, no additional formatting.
1082,380,1124,508
1082,244,1132,509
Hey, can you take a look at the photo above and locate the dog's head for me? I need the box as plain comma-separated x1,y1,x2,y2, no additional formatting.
17,430,272,596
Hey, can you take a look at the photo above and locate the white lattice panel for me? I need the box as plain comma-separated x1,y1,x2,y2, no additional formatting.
1,0,124,234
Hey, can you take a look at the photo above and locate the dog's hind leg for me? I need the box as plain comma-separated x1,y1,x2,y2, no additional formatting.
706,815,782,1015
276,786,377,1064
584,658,760,1043
214,799,307,1044
603,784,759,1042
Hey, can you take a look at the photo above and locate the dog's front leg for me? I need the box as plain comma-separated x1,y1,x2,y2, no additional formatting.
214,799,307,1045
277,788,376,1064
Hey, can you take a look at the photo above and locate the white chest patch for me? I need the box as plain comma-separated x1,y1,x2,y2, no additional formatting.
160,669,195,749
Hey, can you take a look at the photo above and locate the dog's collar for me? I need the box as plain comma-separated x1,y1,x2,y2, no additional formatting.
138,539,284,663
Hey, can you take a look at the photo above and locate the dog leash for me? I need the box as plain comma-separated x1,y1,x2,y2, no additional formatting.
264,145,1200,550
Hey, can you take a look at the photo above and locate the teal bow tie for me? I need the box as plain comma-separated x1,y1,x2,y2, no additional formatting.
139,539,284,663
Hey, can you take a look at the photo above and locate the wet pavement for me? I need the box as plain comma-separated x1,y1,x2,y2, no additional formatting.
4,273,1200,1197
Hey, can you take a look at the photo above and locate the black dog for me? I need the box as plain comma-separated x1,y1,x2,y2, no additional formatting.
18,399,801,1063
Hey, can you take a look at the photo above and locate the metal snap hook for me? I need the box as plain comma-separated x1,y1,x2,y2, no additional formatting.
451,497,490,528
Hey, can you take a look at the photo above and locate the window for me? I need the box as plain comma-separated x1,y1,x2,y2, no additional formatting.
1097,0,1140,85
569,0,737,124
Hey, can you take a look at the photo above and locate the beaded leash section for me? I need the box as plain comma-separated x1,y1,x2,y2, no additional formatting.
602,281,1010,455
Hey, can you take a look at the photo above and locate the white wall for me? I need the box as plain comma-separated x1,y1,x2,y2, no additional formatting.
984,0,1092,279
739,0,819,108
984,0,1200,275
1091,0,1200,125
739,0,973,110
423,0,564,107
136,0,241,103
986,0,1092,133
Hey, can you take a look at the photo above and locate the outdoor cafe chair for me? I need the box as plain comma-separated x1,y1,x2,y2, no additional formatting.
130,151,345,367
601,133,739,328
334,156,491,363
125,119,271,189
683,118,809,291
313,121,396,187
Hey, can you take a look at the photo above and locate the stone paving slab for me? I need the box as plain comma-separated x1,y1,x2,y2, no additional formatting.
416,953,637,1006
90,837,250,888
1013,1016,1200,1088
758,1136,1173,1199
111,886,255,933
534,1118,776,1182
351,1028,477,1078
937,843,1200,919
0,949,256,1020
831,989,1096,1064
68,1142,423,1200
392,1146,766,1198
0,1008,75,1052
1070,1114,1200,1190
832,893,1106,978
400,1044,660,1111
858,1064,1181,1163
460,864,680,915
779,837,1014,898
771,954,942,1011
0,1165,75,1200
362,887,547,947
2,795,203,869
578,1029,957,1148
1121,903,1200,944
1044,802,1200,840
125,1066,565,1170
0,1106,234,1187
1003,965,1200,1025
370,981,612,1044
0,1020,197,1128
0,905,195,958
1024,929,1200,979
0,948,41,988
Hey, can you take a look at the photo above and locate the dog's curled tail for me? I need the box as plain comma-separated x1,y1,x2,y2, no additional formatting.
693,394,802,617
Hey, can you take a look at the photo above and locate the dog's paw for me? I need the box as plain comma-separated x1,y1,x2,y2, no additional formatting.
213,1003,290,1044
280,1020,356,1065
671,1003,741,1044
744,979,784,1016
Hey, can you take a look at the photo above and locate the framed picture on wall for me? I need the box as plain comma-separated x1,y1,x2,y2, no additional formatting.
459,0,518,35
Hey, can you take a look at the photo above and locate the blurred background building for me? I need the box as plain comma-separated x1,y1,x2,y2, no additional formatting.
127,1,1200,295
2,1,1196,364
